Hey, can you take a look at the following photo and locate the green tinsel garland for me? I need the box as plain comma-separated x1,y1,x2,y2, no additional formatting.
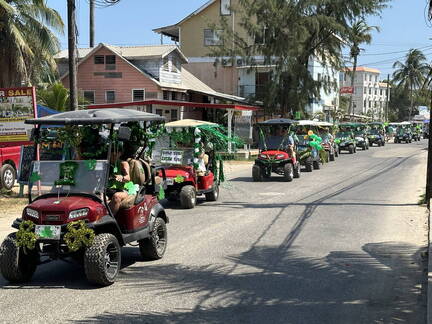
16,220,37,251
64,220,95,252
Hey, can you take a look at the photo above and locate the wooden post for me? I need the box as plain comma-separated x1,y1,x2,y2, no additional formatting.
67,0,78,111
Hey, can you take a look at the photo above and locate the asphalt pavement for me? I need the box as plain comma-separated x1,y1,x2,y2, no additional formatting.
0,141,428,324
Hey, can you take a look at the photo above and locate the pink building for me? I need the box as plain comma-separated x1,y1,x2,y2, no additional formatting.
56,43,248,121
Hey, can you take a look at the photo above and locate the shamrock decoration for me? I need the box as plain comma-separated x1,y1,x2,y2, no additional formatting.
84,159,97,171
29,172,41,182
64,220,95,252
55,161,79,186
174,175,185,183
158,185,165,200
16,220,37,251
124,181,139,195
38,226,54,239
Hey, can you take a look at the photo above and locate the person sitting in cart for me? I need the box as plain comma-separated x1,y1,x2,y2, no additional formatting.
107,144,132,216
322,128,333,143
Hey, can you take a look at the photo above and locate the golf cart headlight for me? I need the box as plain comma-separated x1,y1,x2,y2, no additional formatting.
276,154,285,159
69,208,89,219
26,208,39,219
259,153,267,159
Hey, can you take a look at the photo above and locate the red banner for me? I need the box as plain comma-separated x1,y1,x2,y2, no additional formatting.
340,86,354,94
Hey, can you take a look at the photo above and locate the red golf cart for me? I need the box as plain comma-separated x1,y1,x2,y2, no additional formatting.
0,109,168,286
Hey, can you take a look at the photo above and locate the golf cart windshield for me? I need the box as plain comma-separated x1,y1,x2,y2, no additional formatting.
259,136,290,150
29,160,109,198
369,129,380,135
337,132,351,139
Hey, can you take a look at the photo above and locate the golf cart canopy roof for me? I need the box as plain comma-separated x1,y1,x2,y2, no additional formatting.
399,121,412,125
316,121,333,127
165,119,218,128
368,122,384,125
296,120,321,126
25,108,165,125
257,118,296,126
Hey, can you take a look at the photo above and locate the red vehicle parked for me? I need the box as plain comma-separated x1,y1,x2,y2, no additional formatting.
0,145,20,190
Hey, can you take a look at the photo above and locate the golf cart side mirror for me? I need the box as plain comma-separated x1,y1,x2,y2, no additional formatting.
118,126,132,141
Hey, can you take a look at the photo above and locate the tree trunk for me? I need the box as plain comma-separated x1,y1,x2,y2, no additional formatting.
348,55,358,119
409,81,414,121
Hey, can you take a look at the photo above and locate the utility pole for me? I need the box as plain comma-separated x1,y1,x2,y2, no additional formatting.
385,74,390,121
426,89,432,208
90,0,95,47
67,0,78,111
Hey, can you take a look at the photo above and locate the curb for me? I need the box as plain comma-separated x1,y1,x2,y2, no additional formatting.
428,204,432,324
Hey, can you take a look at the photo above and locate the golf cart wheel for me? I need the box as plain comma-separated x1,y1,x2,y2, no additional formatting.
335,149,339,157
293,163,301,178
313,160,320,170
362,144,366,151
283,163,294,182
0,164,15,190
348,145,354,154
205,183,219,201
0,233,38,283
84,233,121,286
305,159,313,172
139,217,167,260
252,164,263,182
179,185,196,209
329,153,335,162
382,141,385,146
394,139,398,144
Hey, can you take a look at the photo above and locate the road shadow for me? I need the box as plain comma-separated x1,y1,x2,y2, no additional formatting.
0,246,150,290
73,242,427,324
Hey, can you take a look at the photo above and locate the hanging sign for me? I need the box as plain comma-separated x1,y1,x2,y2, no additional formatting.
161,150,183,165
340,86,354,94
0,87,37,147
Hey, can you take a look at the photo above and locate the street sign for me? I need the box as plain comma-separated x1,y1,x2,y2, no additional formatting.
340,86,354,94
0,87,37,147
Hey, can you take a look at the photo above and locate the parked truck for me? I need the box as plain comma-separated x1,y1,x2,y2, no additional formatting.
0,145,20,190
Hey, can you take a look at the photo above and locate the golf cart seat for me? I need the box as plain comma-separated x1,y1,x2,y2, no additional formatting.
119,158,151,210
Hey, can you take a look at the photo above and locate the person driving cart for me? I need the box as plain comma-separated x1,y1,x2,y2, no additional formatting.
107,143,132,216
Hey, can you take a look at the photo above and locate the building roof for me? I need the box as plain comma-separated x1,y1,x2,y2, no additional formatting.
153,0,216,40
344,67,380,74
55,43,187,62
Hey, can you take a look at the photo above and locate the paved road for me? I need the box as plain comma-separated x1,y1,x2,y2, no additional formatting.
0,141,428,324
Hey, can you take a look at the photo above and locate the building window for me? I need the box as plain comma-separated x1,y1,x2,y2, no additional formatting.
364,100,367,109
369,101,372,108
364,87,367,94
255,28,270,45
105,90,115,103
204,29,223,46
170,109,178,121
380,89,383,96
171,92,177,101
221,0,231,15
132,89,145,102
94,55,104,64
156,109,163,116
83,91,95,104
163,91,170,100
106,55,116,65
368,88,371,95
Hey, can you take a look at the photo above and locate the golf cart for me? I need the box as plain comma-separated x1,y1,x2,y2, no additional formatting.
252,118,301,181
367,122,386,147
394,122,412,143
336,126,357,154
153,119,225,209
316,121,338,161
411,122,422,141
295,120,324,171
346,123,369,150
0,109,168,286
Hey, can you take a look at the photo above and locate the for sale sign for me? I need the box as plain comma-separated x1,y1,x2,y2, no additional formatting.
0,87,37,147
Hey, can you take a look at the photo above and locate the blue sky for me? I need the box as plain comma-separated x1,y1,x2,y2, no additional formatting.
47,0,432,77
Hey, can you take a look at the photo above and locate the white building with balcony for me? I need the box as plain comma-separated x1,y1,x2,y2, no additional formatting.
341,67,390,119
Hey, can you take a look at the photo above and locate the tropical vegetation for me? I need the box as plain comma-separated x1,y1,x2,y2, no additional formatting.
0,0,63,88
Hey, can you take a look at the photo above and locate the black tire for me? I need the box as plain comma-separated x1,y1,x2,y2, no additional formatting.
205,183,219,201
139,217,167,260
394,138,398,144
335,148,339,157
382,141,385,146
348,145,354,154
0,233,38,283
329,153,335,162
252,164,263,182
305,158,313,172
313,160,320,170
362,144,366,151
84,233,121,286
283,163,293,182
167,194,177,202
293,163,301,178
179,185,196,209
0,164,15,190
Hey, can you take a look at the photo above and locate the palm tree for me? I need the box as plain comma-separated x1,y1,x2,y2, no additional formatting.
0,0,64,88
347,20,379,118
392,49,429,120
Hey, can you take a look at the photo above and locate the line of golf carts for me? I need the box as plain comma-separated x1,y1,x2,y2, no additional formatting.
251,118,403,182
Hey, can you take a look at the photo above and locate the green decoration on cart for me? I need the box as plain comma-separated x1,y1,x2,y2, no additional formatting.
16,220,37,251
55,161,79,186
64,220,95,252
